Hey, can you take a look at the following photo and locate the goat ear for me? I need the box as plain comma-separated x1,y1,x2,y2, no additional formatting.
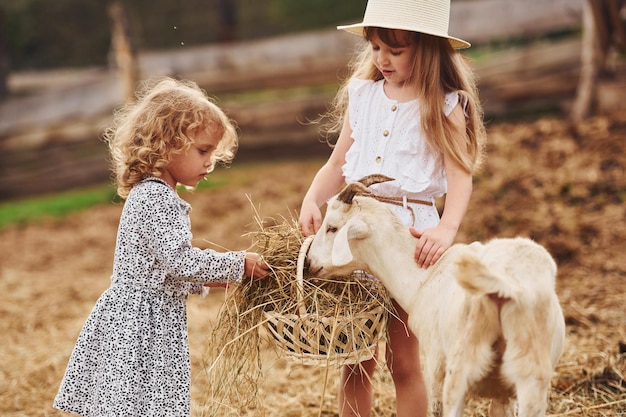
331,218,369,266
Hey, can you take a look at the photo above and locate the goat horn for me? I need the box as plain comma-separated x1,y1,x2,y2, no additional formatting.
357,174,395,188
337,182,369,204
337,175,395,205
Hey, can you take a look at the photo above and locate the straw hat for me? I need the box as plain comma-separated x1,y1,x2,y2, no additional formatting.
338,0,470,49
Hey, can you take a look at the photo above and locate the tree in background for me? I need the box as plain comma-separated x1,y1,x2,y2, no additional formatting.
4,0,365,72
217,0,237,43
571,0,626,120
108,0,138,103
4,0,110,70
0,6,9,100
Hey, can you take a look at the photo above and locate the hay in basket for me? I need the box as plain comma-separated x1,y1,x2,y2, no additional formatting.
202,211,394,416
262,234,388,366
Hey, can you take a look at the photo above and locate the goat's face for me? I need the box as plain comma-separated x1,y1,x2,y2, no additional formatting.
307,196,371,278
307,174,396,278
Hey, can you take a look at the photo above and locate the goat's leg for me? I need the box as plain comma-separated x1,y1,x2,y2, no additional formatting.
424,357,445,417
514,374,551,417
489,398,515,417
440,372,467,417
502,336,552,416
441,301,500,416
440,345,488,417
501,303,557,417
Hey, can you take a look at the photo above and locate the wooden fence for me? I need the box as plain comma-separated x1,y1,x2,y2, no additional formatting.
1,0,620,200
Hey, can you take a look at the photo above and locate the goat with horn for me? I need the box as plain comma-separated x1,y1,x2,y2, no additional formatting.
307,177,566,416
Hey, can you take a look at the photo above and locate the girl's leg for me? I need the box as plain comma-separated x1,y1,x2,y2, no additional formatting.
386,301,428,417
338,356,377,417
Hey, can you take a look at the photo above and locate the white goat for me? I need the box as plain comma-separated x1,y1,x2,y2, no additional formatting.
306,175,566,417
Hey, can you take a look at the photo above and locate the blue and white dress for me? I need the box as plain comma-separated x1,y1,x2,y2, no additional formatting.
54,178,246,417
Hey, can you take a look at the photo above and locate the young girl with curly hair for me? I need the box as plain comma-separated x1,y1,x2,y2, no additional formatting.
54,77,270,417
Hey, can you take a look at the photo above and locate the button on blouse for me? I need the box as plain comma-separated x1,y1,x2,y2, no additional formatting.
343,78,460,200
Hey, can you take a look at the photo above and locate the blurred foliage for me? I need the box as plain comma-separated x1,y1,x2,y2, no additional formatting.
0,0,367,70
0,185,120,229
0,177,227,229
2,0,111,68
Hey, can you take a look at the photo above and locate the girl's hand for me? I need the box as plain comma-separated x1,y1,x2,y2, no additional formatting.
409,225,456,268
298,200,323,237
244,252,270,279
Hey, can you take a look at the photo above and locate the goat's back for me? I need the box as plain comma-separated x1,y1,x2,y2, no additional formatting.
396,237,565,414
456,237,558,301
455,237,566,371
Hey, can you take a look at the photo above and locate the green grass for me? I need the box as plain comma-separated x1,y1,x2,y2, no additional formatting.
0,158,272,230
0,177,231,230
0,185,120,229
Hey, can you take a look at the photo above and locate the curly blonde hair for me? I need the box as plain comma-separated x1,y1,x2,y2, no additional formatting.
325,28,486,174
103,77,238,198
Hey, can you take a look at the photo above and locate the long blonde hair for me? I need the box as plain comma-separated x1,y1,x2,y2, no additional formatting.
325,27,486,174
103,77,238,198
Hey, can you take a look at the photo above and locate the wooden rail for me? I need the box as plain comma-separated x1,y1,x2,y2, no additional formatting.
1,0,609,201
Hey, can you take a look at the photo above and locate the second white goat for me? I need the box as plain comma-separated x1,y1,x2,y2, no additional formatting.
306,175,566,417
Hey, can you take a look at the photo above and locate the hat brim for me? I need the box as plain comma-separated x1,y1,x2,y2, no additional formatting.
337,23,471,50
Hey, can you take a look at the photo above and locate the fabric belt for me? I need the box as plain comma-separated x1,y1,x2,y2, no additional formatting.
370,194,433,225
371,195,433,207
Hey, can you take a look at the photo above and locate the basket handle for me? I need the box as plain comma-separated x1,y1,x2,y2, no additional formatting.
296,235,315,316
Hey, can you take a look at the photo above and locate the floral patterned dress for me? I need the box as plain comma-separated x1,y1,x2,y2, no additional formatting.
54,178,246,417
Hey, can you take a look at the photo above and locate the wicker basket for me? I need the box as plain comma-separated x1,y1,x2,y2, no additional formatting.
263,236,387,367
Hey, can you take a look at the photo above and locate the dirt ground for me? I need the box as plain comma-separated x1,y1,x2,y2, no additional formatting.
0,112,625,416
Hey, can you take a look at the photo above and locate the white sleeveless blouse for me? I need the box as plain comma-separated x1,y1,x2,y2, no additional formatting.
342,78,461,228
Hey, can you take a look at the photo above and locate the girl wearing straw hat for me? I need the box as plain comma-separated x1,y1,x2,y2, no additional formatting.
299,0,486,416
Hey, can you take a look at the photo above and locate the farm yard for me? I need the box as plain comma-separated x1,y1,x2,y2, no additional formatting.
1,0,626,415
0,110,625,416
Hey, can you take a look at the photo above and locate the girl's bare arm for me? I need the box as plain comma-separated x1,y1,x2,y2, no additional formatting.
299,115,354,235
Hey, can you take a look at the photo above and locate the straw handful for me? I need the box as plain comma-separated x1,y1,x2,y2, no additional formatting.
251,218,391,366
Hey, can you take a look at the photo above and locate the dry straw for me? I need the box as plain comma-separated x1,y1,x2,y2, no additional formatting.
263,234,388,366
201,208,394,416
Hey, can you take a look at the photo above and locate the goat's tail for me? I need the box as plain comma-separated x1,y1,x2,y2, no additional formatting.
455,252,520,299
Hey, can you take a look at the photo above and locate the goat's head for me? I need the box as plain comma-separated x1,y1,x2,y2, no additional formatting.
307,174,395,277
